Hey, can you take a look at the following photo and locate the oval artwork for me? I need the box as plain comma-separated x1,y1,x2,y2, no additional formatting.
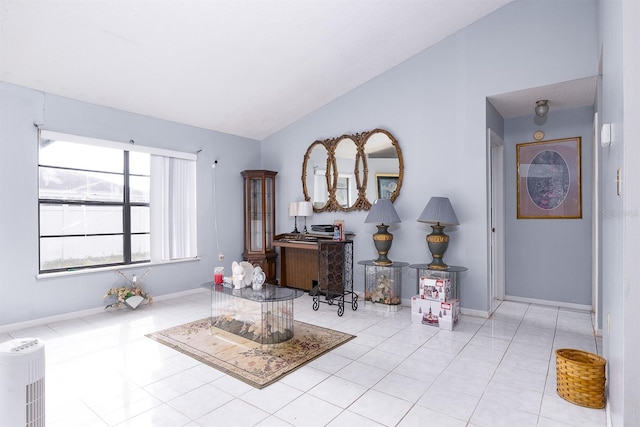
526,150,570,210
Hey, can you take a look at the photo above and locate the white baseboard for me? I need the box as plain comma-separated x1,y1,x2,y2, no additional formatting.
152,288,205,302
461,308,490,318
504,295,592,312
0,287,206,334
401,297,489,319
0,306,106,334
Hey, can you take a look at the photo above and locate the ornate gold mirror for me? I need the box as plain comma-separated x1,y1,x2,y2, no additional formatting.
303,140,331,211
302,128,403,212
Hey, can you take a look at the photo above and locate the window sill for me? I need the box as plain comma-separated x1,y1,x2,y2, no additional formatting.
36,257,201,280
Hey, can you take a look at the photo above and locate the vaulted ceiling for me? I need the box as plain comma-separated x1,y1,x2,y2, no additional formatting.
1,0,516,140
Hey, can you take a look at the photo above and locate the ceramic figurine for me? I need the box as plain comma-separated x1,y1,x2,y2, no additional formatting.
240,261,254,288
232,260,255,289
252,266,266,290
232,261,245,289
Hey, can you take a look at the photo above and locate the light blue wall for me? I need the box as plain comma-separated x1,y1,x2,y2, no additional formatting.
598,0,625,424
0,0,601,321
504,107,594,305
598,0,640,425
486,100,504,141
261,0,599,312
0,81,260,326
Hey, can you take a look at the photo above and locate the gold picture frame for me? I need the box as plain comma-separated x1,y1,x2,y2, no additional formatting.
376,174,399,200
516,137,582,219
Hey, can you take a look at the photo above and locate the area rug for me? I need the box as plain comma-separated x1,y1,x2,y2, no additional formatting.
146,318,355,389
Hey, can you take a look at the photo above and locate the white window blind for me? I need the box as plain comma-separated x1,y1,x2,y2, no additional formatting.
150,156,197,261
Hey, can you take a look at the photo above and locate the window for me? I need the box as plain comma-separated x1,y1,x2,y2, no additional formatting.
38,131,197,273
335,175,350,208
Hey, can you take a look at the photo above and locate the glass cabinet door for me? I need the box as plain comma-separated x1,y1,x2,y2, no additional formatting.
264,175,274,250
249,177,263,252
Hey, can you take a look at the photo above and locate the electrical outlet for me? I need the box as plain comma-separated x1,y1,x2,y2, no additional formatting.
218,253,224,261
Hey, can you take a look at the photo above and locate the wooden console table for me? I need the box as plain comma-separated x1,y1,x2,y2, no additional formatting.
273,237,319,291
273,234,353,291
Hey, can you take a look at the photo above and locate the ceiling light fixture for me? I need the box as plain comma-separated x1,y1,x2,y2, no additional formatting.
535,100,549,117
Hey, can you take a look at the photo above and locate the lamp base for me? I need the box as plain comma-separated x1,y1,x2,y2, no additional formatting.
426,224,449,270
427,260,448,270
373,224,393,265
291,216,300,234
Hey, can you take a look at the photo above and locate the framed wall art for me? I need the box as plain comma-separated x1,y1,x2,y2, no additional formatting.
516,137,582,219
376,174,399,200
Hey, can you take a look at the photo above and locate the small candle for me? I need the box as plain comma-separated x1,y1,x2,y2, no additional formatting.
214,273,223,285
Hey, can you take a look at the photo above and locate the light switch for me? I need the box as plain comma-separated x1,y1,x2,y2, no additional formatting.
601,123,612,147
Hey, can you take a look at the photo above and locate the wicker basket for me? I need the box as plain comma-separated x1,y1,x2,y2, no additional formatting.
555,348,606,409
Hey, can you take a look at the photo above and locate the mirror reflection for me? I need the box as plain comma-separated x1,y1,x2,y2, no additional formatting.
363,130,402,203
303,141,330,211
334,137,358,209
302,128,403,212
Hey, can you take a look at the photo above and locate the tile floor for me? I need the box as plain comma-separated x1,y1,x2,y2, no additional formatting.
0,290,607,426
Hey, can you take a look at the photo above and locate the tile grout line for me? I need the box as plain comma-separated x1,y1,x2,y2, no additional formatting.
463,301,528,426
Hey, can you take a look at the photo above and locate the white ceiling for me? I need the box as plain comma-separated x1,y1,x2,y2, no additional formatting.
488,76,598,119
1,0,517,140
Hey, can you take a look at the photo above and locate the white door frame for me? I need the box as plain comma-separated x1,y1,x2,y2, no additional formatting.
488,128,505,315
592,111,600,331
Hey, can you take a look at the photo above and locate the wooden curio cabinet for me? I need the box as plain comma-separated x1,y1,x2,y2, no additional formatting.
242,170,278,283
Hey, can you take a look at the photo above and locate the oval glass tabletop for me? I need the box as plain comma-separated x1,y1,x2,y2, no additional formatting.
201,282,305,302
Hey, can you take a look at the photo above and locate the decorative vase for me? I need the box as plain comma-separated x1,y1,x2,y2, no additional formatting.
372,224,393,265
426,224,450,270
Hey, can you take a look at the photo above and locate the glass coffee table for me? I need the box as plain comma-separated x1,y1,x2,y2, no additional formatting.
201,282,304,345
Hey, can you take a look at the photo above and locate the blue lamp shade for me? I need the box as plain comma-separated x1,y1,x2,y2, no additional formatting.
417,197,459,225
365,198,401,225
365,199,401,265
417,197,459,270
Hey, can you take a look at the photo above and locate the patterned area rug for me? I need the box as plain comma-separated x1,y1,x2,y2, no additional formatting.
146,318,355,389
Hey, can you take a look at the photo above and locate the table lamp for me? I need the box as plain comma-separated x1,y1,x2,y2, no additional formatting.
365,198,401,265
289,202,300,233
417,197,459,270
297,201,313,233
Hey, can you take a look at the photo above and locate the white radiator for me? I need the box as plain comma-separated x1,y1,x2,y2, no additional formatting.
0,338,45,427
